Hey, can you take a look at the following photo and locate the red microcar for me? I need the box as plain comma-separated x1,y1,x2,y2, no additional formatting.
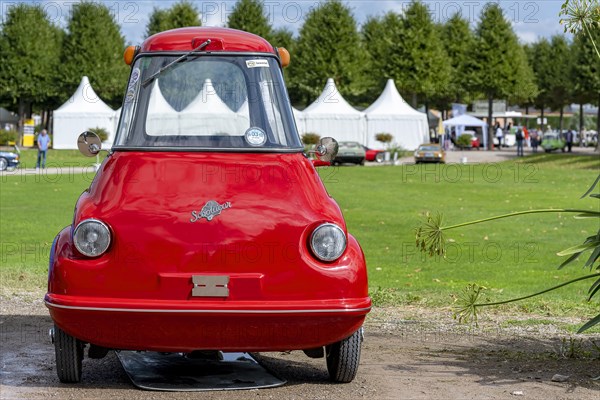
45,27,371,385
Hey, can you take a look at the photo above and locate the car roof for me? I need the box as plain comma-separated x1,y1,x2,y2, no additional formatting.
140,27,275,53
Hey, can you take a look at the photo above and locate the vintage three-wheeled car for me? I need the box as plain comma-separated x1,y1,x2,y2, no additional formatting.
45,27,371,384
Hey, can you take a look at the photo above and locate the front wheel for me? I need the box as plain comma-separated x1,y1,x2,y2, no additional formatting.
0,157,7,171
375,152,384,163
54,325,84,383
326,328,362,383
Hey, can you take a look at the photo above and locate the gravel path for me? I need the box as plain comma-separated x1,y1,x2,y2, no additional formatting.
1,292,598,400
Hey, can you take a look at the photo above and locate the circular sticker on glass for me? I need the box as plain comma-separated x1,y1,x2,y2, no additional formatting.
245,127,267,146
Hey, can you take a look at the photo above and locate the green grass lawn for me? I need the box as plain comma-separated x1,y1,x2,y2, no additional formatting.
1,152,598,325
14,149,105,169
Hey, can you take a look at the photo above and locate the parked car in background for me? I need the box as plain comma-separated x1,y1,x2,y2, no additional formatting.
0,148,20,171
362,146,385,163
541,131,566,152
333,141,366,165
414,143,445,163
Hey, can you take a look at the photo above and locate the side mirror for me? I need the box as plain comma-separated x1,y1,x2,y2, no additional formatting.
310,137,339,162
77,131,102,157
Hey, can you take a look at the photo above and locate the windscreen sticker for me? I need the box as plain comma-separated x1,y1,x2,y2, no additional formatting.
245,127,267,146
246,59,270,68
130,68,140,84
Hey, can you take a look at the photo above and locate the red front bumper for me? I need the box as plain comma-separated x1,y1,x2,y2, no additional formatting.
45,294,371,352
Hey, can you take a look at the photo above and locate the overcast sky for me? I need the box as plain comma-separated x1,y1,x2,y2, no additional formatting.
5,1,571,44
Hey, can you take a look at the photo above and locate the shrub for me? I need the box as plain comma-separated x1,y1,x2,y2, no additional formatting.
375,133,393,144
301,133,321,145
0,130,19,145
88,127,109,142
456,134,473,148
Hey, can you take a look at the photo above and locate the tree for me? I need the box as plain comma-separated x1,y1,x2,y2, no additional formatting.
528,39,553,131
61,2,129,108
547,36,574,133
227,0,272,39
395,1,450,114
571,28,600,136
0,4,62,134
289,0,367,105
437,13,476,112
471,4,536,149
146,1,201,37
362,2,450,115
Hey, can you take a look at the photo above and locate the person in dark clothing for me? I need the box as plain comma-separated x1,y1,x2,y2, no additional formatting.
566,130,574,152
515,128,524,157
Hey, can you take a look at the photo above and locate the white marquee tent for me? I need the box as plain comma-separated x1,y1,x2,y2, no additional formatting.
179,79,240,135
145,81,179,136
292,107,304,135
53,76,115,149
442,114,489,149
364,79,429,150
302,78,365,143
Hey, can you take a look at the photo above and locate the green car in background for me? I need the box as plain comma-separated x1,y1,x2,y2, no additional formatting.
332,141,366,165
541,132,566,153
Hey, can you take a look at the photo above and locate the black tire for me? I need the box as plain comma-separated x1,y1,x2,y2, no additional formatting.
359,158,365,166
0,157,7,171
326,328,362,383
54,325,84,383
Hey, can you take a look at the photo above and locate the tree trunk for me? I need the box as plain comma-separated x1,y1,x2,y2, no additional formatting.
559,106,564,135
412,93,418,109
17,98,25,145
425,101,431,141
487,95,493,150
597,93,600,150
579,103,584,138
540,105,545,132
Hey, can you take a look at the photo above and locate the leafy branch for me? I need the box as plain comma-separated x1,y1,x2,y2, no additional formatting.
560,0,600,59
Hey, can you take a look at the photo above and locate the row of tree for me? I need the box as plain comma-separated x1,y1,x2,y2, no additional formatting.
1,0,598,145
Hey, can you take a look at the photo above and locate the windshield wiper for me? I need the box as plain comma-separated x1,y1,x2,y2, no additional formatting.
142,39,211,87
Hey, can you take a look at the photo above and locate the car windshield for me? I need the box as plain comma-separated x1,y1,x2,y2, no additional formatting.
419,146,439,151
114,55,302,151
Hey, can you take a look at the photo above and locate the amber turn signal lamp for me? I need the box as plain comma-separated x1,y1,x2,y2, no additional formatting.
123,45,138,66
277,47,290,68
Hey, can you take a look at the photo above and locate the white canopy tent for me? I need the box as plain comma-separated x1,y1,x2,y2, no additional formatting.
302,78,365,143
53,76,115,149
442,114,489,149
145,81,179,136
292,107,304,135
179,79,240,135
364,79,429,150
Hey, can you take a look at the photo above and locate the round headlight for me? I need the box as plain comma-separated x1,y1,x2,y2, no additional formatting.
73,219,111,257
310,223,347,262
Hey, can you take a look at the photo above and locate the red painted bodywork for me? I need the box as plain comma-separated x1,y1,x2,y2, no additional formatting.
364,148,384,162
45,27,370,352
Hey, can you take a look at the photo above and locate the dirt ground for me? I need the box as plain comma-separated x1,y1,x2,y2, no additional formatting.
1,292,599,400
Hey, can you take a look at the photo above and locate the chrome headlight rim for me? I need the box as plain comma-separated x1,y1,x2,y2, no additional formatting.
73,218,111,258
310,223,347,262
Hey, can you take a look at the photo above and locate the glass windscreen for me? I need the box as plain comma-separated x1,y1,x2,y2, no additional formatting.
114,55,302,150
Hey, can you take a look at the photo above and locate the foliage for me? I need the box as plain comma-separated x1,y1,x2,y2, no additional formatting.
456,134,473,148
289,0,367,105
88,127,109,142
362,2,450,108
416,176,600,333
527,39,554,111
375,133,393,144
146,1,201,37
560,0,600,58
60,2,129,108
227,0,272,40
0,130,19,145
547,36,575,116
471,4,537,148
437,13,476,106
571,29,600,104
301,133,321,145
0,4,62,114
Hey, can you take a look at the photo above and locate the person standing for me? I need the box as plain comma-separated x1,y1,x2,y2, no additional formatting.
36,129,51,169
495,122,503,150
515,127,524,157
566,129,574,152
531,130,539,153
